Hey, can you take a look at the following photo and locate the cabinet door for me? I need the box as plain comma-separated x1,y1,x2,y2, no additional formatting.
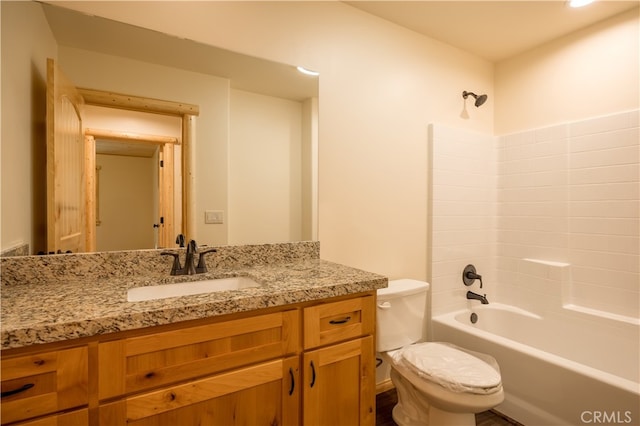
99,356,300,426
303,336,375,426
0,347,88,425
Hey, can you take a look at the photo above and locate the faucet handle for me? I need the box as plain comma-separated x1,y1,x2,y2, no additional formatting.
183,240,198,275
196,248,218,274
161,251,182,275
175,234,186,247
462,264,483,288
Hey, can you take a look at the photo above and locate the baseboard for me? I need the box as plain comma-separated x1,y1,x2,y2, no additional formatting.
376,379,395,394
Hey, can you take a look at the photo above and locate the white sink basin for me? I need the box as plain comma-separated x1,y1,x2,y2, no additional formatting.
127,277,261,302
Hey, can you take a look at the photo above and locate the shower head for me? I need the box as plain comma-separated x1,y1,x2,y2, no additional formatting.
462,91,488,107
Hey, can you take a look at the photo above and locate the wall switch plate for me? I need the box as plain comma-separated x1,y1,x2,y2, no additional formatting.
204,210,224,224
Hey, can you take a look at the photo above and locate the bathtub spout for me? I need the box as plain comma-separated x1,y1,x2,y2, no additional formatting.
467,291,489,304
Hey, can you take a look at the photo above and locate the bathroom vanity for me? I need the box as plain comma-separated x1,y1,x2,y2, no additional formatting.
0,242,386,425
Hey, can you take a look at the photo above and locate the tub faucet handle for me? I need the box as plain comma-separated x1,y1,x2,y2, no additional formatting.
467,271,483,288
463,264,483,288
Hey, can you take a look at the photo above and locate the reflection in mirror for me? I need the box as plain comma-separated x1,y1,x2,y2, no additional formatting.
95,140,160,251
86,105,183,252
28,3,318,253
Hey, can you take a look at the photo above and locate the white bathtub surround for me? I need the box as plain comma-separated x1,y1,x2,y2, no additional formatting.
429,111,640,425
433,305,639,426
430,110,639,319
501,258,572,314
496,109,639,319
429,124,497,315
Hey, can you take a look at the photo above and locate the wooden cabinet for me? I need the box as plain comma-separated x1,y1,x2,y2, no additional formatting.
0,346,88,425
1,292,375,426
302,296,376,426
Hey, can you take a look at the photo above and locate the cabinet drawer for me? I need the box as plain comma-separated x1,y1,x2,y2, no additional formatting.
99,309,299,399
0,347,88,425
303,296,374,349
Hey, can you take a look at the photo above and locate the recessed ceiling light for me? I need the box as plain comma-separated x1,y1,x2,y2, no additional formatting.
296,66,320,76
568,0,595,8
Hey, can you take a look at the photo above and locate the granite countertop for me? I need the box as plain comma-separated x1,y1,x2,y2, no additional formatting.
1,255,387,350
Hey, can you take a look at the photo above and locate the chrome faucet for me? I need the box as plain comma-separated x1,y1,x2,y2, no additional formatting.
466,291,489,304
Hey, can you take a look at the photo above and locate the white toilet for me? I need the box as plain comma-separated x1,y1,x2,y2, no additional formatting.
377,279,504,426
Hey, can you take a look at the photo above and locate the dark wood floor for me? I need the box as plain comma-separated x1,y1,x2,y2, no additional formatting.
376,388,523,426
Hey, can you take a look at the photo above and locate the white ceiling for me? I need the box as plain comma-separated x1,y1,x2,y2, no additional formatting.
346,1,639,62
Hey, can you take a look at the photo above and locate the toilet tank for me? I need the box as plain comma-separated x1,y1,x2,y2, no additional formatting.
376,279,429,352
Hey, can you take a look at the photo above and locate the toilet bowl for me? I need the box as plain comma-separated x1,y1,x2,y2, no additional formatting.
377,279,504,426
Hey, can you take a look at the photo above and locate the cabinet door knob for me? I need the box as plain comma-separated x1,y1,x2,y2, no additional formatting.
310,361,316,388
289,367,295,395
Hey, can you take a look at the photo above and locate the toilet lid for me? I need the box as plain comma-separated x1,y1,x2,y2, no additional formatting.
398,342,501,393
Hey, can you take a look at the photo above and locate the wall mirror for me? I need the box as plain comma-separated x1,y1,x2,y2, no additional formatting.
36,3,319,254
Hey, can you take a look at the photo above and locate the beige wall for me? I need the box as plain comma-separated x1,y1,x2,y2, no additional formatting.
1,2,58,253
228,89,304,245
96,154,156,251
495,8,639,135
301,97,319,242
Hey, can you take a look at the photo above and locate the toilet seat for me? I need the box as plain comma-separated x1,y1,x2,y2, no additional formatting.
392,342,502,395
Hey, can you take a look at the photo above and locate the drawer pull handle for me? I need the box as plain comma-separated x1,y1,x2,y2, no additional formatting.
288,367,295,396
329,316,351,325
1,383,34,398
310,361,316,388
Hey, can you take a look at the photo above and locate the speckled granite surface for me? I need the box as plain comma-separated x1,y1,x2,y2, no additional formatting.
0,243,29,258
1,242,387,350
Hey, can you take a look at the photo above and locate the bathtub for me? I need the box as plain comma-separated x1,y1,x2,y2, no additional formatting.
432,304,640,426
